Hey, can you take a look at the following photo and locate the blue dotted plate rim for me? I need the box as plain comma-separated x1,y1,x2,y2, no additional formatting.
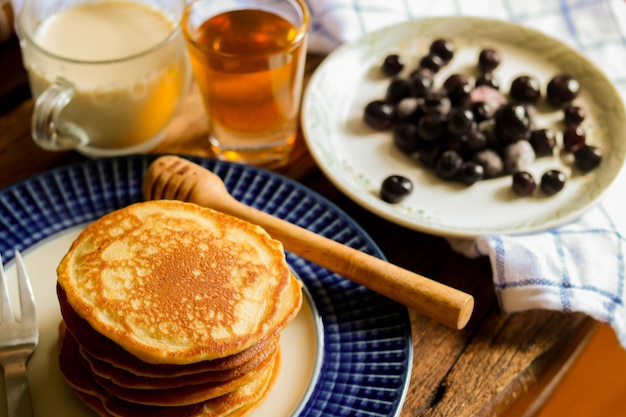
0,154,413,417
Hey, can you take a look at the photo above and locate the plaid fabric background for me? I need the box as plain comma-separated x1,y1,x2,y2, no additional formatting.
307,0,626,96
306,0,626,349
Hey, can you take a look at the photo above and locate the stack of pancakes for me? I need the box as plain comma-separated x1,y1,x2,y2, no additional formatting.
55,200,302,417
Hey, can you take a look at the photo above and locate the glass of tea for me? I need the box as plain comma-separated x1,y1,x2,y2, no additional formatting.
182,0,310,169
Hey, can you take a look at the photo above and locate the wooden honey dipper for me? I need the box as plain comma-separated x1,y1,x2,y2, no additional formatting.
142,155,474,329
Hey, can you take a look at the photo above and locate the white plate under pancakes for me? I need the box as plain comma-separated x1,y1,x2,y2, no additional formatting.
3,227,320,416
0,155,412,417
302,17,626,238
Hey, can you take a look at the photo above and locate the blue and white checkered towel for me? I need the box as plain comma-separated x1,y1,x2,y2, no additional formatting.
306,0,626,349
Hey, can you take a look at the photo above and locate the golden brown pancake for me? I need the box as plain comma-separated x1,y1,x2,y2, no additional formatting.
102,358,279,417
58,284,279,378
58,322,281,417
57,200,301,415
90,349,277,406
57,200,302,364
79,338,278,389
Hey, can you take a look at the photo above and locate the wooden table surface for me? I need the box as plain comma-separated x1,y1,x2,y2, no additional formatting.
0,35,597,417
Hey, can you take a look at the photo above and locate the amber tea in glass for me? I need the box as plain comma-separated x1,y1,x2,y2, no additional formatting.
182,0,309,168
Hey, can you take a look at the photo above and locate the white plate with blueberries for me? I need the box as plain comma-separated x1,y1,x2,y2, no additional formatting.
302,16,626,238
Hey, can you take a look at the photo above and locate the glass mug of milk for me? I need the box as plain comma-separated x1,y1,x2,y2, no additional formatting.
18,0,191,158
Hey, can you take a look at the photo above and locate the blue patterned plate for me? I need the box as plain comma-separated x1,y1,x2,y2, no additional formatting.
0,155,412,417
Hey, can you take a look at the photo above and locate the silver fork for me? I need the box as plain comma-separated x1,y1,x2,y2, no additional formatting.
0,251,38,417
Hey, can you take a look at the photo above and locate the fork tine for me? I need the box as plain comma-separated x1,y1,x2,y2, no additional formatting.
15,250,37,325
0,252,14,323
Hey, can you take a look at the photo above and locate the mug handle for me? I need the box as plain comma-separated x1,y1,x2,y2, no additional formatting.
31,77,88,151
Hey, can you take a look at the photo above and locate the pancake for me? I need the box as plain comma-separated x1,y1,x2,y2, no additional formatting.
57,200,302,364
58,284,278,377
103,357,279,417
58,322,281,417
90,349,277,406
79,338,278,389
72,390,115,417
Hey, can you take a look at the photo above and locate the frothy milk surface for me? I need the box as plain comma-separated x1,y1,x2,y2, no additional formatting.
34,1,174,61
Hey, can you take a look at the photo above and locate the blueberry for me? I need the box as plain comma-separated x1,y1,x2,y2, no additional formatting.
409,71,434,98
418,144,444,168
420,53,444,73
540,170,567,195
574,145,603,172
380,175,413,203
563,105,586,126
471,101,495,124
417,113,445,142
458,161,485,185
509,75,541,103
393,123,420,154
529,129,557,157
512,171,536,196
443,73,473,107
478,48,501,72
364,100,395,130
495,103,532,143
385,79,413,103
435,150,463,180
448,129,488,155
446,107,475,136
547,74,580,108
464,129,488,151
563,124,586,152
382,54,404,76
429,39,455,63
420,91,451,115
